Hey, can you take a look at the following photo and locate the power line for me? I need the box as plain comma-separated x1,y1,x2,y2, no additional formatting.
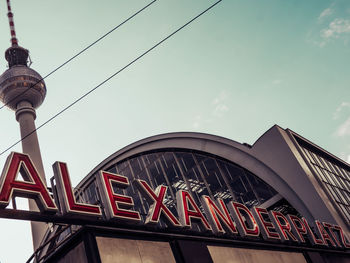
0,0,156,111
0,0,222,157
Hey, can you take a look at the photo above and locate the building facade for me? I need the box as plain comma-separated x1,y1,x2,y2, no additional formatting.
31,125,350,263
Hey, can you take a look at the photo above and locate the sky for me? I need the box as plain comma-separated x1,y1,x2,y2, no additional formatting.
0,0,349,261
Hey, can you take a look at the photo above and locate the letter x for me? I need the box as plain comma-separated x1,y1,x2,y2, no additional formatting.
136,179,181,227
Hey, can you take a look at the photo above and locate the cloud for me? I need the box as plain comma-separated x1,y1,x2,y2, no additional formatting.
309,3,350,47
213,104,229,117
319,8,334,21
212,90,228,105
335,117,350,137
321,18,350,39
333,102,350,119
212,90,229,117
192,90,229,128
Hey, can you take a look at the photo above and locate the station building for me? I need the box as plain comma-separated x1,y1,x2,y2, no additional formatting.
31,125,350,263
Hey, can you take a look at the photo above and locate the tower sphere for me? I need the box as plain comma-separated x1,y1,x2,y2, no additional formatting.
0,47,46,111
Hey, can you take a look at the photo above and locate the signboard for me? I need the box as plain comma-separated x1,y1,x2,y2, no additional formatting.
0,152,349,249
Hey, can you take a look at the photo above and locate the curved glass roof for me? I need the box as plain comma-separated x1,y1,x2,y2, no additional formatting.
77,149,299,220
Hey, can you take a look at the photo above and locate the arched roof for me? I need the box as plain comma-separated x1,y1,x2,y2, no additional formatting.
77,132,315,221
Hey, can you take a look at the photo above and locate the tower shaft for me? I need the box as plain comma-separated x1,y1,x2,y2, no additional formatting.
16,101,45,178
16,101,48,250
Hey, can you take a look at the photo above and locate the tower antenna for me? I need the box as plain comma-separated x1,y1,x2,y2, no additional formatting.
6,0,18,47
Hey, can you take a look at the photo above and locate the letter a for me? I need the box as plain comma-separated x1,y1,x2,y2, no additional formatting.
0,152,57,213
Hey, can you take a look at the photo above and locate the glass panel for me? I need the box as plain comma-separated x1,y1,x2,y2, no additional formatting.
346,170,350,181
303,149,315,164
339,204,350,221
311,152,321,166
300,144,350,223
56,241,88,263
335,188,347,205
208,246,307,263
324,170,336,186
96,237,176,263
326,184,340,203
313,166,327,182
332,164,343,178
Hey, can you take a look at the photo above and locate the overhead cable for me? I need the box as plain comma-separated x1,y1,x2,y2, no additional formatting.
0,0,222,156
0,0,156,111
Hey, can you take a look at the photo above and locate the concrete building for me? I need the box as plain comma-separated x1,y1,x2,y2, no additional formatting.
30,126,350,263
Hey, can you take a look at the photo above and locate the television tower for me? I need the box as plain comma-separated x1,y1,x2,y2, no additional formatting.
0,0,48,251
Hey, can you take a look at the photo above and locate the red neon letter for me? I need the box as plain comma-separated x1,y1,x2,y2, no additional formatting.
302,217,326,246
229,201,260,237
53,162,101,216
288,215,307,243
201,196,238,235
323,223,341,247
252,207,280,240
0,152,57,213
333,225,350,249
315,220,337,247
97,171,140,222
176,190,212,231
270,211,298,242
135,179,180,227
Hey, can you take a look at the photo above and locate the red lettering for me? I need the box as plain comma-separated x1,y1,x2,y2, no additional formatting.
229,201,259,237
252,207,280,240
333,225,350,248
270,211,298,242
97,171,140,222
53,162,101,216
315,220,336,247
135,179,180,227
0,152,57,213
323,222,341,247
201,196,238,234
288,215,307,243
302,218,326,246
176,190,212,231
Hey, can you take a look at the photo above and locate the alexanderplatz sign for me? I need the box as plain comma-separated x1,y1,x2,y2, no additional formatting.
0,152,349,250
